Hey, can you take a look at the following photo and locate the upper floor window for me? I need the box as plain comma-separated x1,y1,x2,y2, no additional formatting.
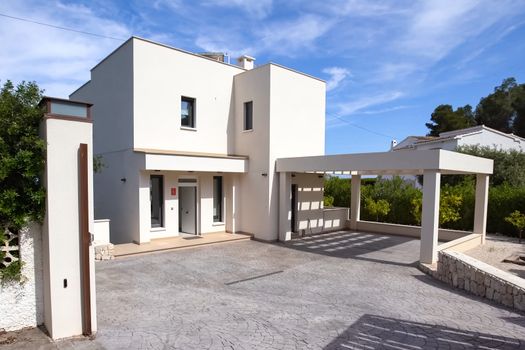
181,96,196,128
244,101,253,131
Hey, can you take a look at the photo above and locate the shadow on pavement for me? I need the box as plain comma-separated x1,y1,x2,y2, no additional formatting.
281,230,419,267
324,314,523,349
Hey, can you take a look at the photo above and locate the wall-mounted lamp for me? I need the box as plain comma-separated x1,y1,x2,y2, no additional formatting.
318,175,324,179
120,178,126,183
291,173,296,178
261,173,268,177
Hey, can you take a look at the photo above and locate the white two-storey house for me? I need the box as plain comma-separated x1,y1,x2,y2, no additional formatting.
71,37,328,244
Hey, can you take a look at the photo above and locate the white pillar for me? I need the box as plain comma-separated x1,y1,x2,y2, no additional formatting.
231,175,237,234
279,172,292,241
420,170,441,264
350,175,361,230
474,174,489,244
41,113,96,339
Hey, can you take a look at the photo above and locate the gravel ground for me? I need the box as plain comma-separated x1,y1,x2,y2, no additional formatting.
466,234,525,278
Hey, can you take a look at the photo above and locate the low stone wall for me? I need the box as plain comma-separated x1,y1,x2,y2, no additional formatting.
421,250,525,312
94,243,115,261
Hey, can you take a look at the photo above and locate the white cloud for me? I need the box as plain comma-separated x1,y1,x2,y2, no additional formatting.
323,67,350,91
398,0,522,60
0,1,131,97
258,15,335,56
336,91,404,115
194,14,336,59
205,0,273,19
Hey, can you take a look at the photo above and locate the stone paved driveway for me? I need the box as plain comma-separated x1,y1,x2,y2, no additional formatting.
7,231,525,349
93,231,525,349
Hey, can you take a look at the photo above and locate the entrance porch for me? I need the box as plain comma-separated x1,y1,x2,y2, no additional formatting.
135,149,248,244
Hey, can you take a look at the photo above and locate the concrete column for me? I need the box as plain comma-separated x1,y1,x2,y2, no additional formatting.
350,175,361,230
474,174,489,244
231,175,237,234
420,170,441,264
279,172,292,241
41,113,96,339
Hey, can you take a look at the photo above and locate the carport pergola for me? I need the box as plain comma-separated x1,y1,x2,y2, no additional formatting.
276,149,494,264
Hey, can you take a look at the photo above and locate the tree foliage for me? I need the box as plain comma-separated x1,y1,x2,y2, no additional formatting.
425,77,525,137
0,80,45,231
425,104,475,137
475,78,524,134
457,145,525,187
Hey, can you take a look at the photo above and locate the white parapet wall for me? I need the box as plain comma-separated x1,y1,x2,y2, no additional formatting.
0,223,44,332
353,220,473,242
93,219,110,245
93,219,114,261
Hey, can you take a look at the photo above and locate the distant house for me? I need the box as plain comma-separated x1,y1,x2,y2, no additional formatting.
392,125,525,152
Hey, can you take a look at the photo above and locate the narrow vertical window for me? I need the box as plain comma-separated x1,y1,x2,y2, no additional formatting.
181,96,196,128
213,176,223,222
244,101,253,131
150,175,164,227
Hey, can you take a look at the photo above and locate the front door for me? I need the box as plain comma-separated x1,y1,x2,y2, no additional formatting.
179,186,196,234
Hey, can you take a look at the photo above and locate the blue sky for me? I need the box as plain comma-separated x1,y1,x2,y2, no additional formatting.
1,1,525,154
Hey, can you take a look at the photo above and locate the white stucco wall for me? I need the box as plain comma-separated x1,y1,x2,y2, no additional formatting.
399,128,525,152
133,38,244,154
71,40,137,246
0,224,44,332
293,173,325,235
233,65,272,238
268,65,325,240
70,40,134,155
457,131,525,151
232,64,325,241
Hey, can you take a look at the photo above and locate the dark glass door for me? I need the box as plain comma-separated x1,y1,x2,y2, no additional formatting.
150,175,164,227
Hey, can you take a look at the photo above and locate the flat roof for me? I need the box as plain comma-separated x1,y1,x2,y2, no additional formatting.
276,149,493,175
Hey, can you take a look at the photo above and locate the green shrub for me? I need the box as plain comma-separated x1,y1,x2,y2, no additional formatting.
323,195,334,207
324,176,350,207
361,176,422,225
364,197,390,221
325,173,525,238
0,80,45,231
505,210,525,241
0,260,24,283
0,80,44,283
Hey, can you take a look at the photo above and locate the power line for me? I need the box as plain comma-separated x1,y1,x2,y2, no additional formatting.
329,114,397,140
0,13,126,41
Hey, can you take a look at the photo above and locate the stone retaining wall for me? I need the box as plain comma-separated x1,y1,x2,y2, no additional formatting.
421,250,525,312
94,243,114,261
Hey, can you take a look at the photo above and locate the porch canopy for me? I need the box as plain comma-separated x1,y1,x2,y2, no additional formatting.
276,149,494,264
135,148,248,173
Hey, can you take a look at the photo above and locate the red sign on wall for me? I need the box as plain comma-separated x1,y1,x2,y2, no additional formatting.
171,188,177,196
